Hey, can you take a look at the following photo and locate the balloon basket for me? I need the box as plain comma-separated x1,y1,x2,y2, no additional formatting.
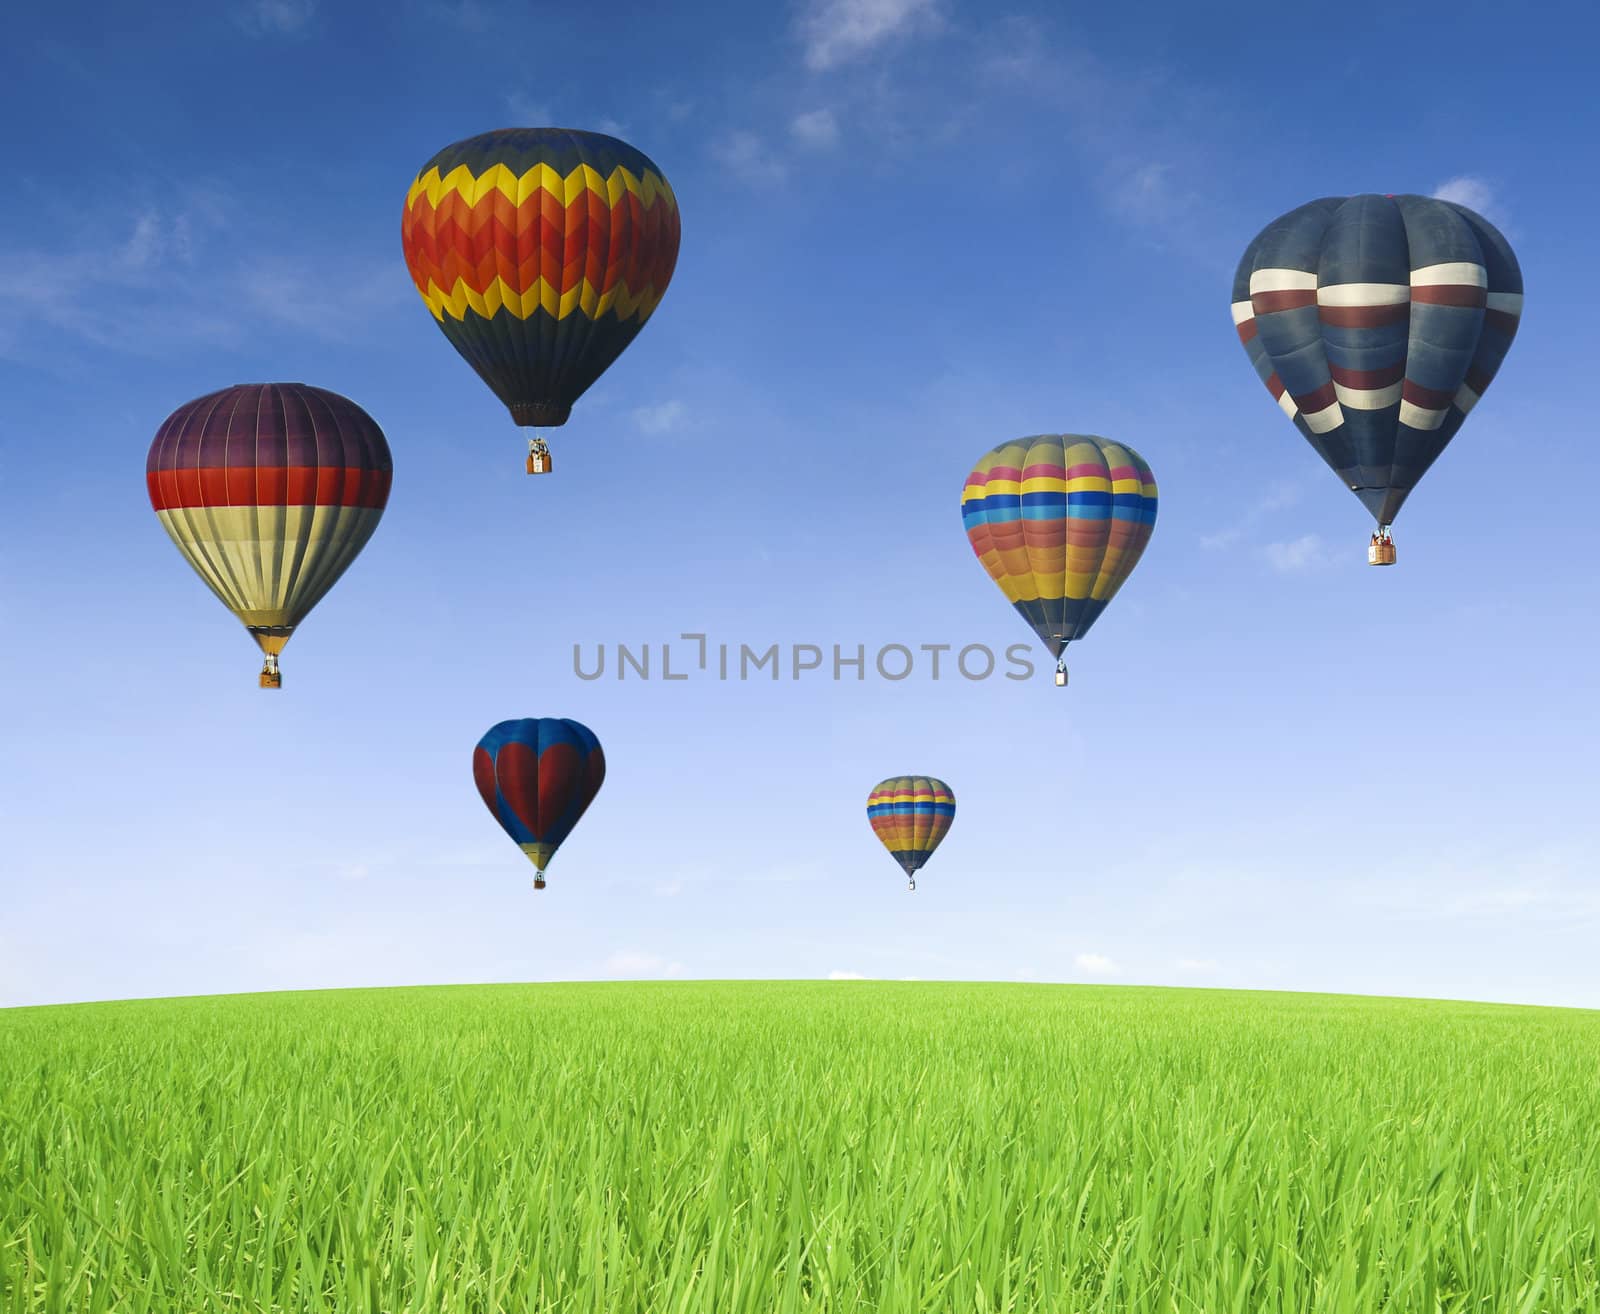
259,659,281,689
1368,529,1396,567
533,873,547,890
526,439,552,475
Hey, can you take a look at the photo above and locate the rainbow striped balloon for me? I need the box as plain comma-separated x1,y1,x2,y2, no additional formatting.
867,776,955,890
962,435,1157,680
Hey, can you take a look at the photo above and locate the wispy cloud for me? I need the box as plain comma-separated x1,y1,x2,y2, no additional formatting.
1433,175,1503,225
605,951,685,978
828,970,867,979
0,193,410,368
236,255,412,341
1264,533,1338,574
1074,953,1118,975
791,109,841,149
1199,527,1244,551
504,91,552,124
1350,847,1600,929
1201,481,1301,552
711,132,787,185
632,399,687,435
0,206,224,361
1176,957,1218,973
798,0,942,71
1105,160,1190,226
431,0,492,31
237,0,316,35
969,16,1236,251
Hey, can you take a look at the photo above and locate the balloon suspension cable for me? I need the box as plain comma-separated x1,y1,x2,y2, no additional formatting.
1368,524,1397,567
258,653,282,690
526,435,553,475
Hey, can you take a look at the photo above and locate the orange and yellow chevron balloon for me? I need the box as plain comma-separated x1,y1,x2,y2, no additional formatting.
401,127,680,472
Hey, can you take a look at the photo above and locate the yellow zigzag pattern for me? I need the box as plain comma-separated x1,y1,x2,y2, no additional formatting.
405,162,678,214
418,274,669,324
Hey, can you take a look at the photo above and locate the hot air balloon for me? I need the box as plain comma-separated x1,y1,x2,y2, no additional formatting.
474,718,605,889
401,127,681,474
962,435,1157,686
867,777,955,891
146,383,393,688
1231,194,1522,564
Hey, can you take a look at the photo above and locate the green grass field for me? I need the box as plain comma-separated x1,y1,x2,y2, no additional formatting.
3,981,1599,1312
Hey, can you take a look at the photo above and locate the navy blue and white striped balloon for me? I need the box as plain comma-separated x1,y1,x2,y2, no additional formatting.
1231,194,1522,532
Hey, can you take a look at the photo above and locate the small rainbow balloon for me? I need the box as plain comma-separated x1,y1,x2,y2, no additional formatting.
867,776,955,891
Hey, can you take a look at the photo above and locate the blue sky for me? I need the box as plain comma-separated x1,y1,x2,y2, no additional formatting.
3,0,1597,1009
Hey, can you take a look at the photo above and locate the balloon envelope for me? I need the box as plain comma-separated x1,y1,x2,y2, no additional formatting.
962,434,1157,660
401,127,680,430
146,382,392,672
474,718,606,883
1231,193,1522,526
867,776,955,880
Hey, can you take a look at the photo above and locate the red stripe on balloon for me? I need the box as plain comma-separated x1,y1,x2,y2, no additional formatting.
496,742,542,838
535,743,580,835
147,467,392,511
473,747,499,814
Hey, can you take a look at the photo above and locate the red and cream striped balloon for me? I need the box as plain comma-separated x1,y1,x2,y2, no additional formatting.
146,383,393,686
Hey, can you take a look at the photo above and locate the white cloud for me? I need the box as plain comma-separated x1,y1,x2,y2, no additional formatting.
968,19,1233,253
799,0,941,70
595,117,628,137
0,191,411,368
120,212,164,270
828,970,867,980
712,132,787,185
791,109,840,149
605,951,685,977
654,879,684,897
0,205,233,361
1202,483,1300,551
747,861,827,884
432,0,492,31
632,399,687,435
1264,534,1337,574
1107,160,1181,225
1350,847,1600,927
1433,175,1500,223
1255,481,1301,514
1176,958,1218,973
1074,953,1117,975
238,0,316,34
505,91,552,125
236,256,411,341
